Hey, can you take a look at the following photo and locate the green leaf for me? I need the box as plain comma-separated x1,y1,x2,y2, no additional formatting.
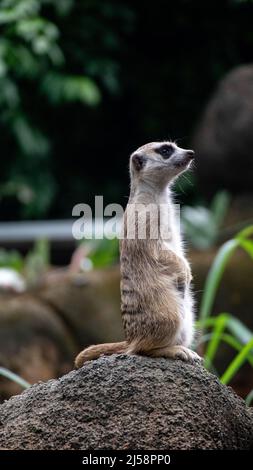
236,224,253,241
245,389,253,406
63,76,101,105
227,316,253,345
220,337,253,385
0,0,39,25
199,239,239,321
220,333,253,366
12,115,50,156
0,248,24,271
82,238,119,269
0,367,30,389
42,73,101,106
182,191,230,250
16,18,59,42
204,313,229,368
238,239,253,260
210,190,230,227
25,238,50,285
197,314,253,346
195,318,253,368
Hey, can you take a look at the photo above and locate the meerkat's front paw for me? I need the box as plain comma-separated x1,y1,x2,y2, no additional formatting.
165,345,202,362
184,348,202,362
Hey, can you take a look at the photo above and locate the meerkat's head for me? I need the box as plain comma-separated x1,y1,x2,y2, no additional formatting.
130,141,195,188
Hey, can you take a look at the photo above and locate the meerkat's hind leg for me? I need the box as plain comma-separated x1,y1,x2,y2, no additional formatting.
149,345,202,362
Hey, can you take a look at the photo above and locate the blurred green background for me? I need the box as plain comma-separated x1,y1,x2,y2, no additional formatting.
1,0,253,220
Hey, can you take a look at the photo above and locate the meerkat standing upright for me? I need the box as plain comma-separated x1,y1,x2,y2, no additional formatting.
75,141,201,367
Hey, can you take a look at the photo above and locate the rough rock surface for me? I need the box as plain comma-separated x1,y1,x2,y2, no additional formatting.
0,294,77,401
0,267,123,400
193,64,253,197
0,354,252,450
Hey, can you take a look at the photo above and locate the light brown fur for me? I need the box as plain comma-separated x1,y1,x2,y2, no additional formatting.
75,141,201,368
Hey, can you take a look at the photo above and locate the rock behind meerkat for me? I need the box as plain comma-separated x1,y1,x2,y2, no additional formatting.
75,141,201,367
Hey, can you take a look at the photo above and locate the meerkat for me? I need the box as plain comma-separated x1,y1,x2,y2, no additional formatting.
75,141,201,367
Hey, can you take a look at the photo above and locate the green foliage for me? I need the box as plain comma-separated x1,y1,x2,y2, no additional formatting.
0,0,102,217
1,1,253,219
220,337,253,385
42,73,101,106
0,238,49,285
0,247,23,271
82,238,119,270
196,226,253,391
245,389,253,406
199,225,253,321
182,191,230,250
24,238,50,284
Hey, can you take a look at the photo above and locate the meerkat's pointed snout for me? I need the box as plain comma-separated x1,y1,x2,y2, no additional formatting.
186,150,195,159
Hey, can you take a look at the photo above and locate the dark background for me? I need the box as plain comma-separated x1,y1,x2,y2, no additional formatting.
1,0,253,220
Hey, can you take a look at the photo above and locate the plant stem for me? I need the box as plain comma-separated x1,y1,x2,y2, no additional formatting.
220,338,253,385
199,239,239,321
0,367,31,389
245,389,253,406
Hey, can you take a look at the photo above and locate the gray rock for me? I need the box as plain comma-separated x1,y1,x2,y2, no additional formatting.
194,64,253,197
0,354,252,450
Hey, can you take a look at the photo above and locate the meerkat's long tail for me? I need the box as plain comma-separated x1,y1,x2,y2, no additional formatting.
75,341,128,368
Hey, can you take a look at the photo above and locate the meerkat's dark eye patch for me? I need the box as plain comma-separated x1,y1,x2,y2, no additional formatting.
177,279,186,297
132,153,146,171
155,144,174,159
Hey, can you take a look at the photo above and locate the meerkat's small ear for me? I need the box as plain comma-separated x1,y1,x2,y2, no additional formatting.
132,153,146,171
